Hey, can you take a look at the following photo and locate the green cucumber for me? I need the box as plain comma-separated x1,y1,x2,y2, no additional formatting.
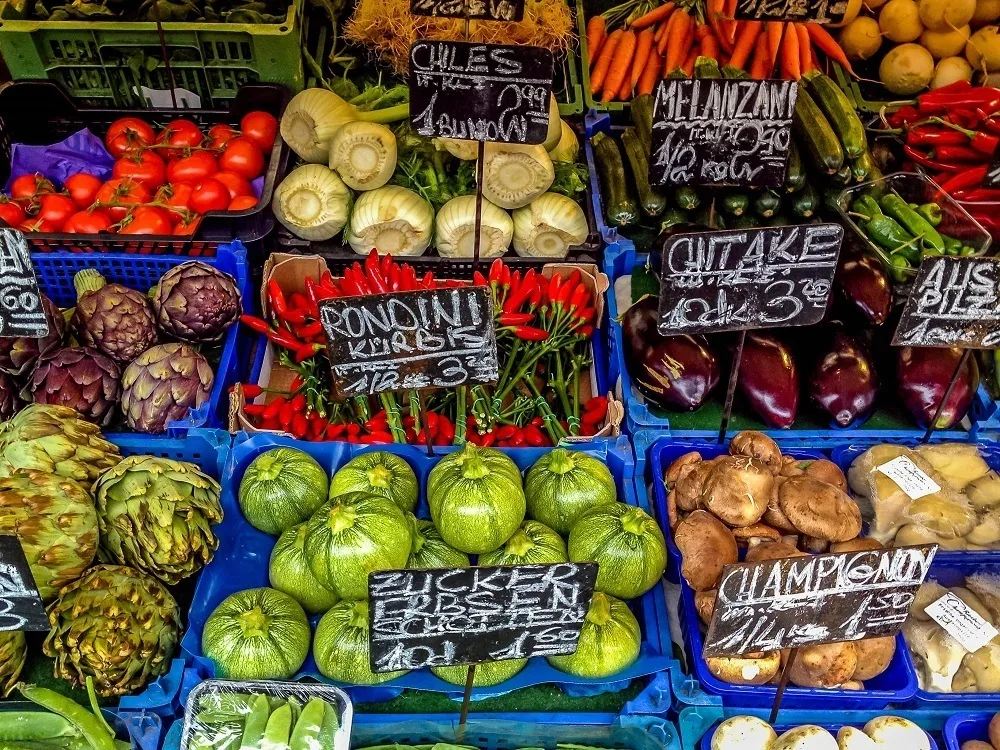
592,131,639,227
793,88,844,175
803,71,867,160
621,126,667,217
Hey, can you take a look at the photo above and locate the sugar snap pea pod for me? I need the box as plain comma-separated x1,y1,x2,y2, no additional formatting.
879,193,945,252
0,713,76,741
15,686,115,750
288,699,325,750
199,695,257,719
916,203,943,226
285,699,301,735
238,696,271,750
316,705,339,750
260,704,291,750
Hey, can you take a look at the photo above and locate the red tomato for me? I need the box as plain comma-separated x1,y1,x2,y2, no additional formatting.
0,201,26,228
113,150,167,191
155,183,194,223
156,119,204,159
228,195,259,211
240,111,278,152
19,218,58,233
219,138,265,180
63,210,113,234
10,174,55,201
190,178,230,214
95,178,152,221
119,206,173,235
173,215,202,235
63,173,104,208
213,171,253,200
206,123,237,150
167,151,219,185
35,193,77,232
106,117,155,158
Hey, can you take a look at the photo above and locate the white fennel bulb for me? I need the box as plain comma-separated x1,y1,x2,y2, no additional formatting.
434,196,513,258
512,192,588,258
347,186,434,256
543,94,562,151
272,164,352,241
548,120,580,162
329,121,397,191
435,138,480,161
481,143,554,210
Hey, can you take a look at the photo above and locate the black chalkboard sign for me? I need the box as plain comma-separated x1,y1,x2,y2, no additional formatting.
649,79,797,188
411,0,523,20
703,546,936,657
0,229,49,339
657,223,843,335
733,0,848,23
320,287,499,398
985,151,1000,188
409,41,554,145
0,536,50,632
893,256,1000,349
368,562,598,672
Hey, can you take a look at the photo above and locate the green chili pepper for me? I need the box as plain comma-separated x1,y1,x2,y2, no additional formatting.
879,193,945,252
942,234,962,254
238,696,270,750
261,704,292,750
15,686,115,750
0,713,76,741
288,700,325,750
863,215,916,257
889,253,912,282
852,195,884,221
961,245,979,256
916,203,943,227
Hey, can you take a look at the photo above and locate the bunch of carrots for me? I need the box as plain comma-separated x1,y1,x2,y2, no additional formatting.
587,0,856,101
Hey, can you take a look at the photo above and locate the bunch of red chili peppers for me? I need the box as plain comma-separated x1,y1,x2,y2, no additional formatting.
234,251,609,445
889,81,1000,233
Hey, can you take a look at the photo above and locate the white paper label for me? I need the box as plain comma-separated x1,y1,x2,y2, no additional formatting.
925,592,999,653
140,86,202,109
875,456,941,500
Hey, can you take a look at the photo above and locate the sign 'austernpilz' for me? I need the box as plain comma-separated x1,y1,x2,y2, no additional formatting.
734,0,848,23
0,229,49,339
411,0,523,21
0,536,50,632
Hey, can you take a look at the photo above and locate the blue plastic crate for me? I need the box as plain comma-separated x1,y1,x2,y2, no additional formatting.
944,713,994,750
697,719,939,750
178,434,673,704
0,704,162,750
32,241,254,434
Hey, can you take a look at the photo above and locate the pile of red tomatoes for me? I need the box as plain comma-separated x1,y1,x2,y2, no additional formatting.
0,110,278,236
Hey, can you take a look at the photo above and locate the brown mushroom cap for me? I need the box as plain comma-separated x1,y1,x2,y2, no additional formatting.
787,642,858,688
851,636,896,680
830,537,883,553
674,509,738,591
803,459,848,491
780,455,806,478
960,742,995,750
706,652,781,685
777,476,862,542
744,539,807,562
674,456,721,513
695,589,717,625
730,431,783,473
988,713,1000,749
801,536,830,554
703,456,774,527
732,523,782,545
765,476,799,533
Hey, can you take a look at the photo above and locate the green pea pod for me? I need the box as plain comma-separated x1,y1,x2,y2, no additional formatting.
288,699,325,750
285,700,301,738
0,713,76,741
238,696,271,750
879,193,945,252
199,695,257,719
260,704,292,750
317,706,339,750
15,686,115,750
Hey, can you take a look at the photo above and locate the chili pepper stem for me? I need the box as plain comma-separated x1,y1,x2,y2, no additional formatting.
454,387,467,445
380,393,406,443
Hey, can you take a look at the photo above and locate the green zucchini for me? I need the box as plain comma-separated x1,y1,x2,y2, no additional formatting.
793,88,844,175
631,94,655,156
790,182,819,219
694,56,722,79
753,190,782,219
660,207,689,232
830,162,853,185
621,126,667,217
850,151,876,183
592,131,639,227
674,186,700,211
720,190,750,217
693,202,725,230
803,71,867,160
768,214,792,227
784,142,806,193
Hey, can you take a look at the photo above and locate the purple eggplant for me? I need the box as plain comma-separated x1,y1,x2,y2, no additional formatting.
810,332,877,428
897,347,979,429
836,253,894,327
621,297,720,411
737,332,798,428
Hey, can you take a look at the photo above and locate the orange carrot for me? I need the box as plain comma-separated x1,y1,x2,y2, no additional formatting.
665,10,691,72
603,29,636,102
766,21,784,76
781,20,801,79
631,28,655,87
658,10,679,55
796,23,813,74
749,32,769,79
590,29,622,94
632,1,676,29
696,23,711,40
701,30,719,60
806,23,854,74
655,21,668,44
639,49,661,95
728,20,762,69
587,15,607,62
682,46,698,76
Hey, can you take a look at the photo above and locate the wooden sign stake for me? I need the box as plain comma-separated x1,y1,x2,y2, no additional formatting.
417,389,435,456
458,663,477,731
921,348,972,443
718,330,746,444
149,4,178,109
768,647,798,724
473,140,486,273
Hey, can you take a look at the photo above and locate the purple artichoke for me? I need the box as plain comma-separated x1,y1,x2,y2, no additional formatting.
121,343,213,434
0,372,20,421
0,296,66,377
24,347,121,426
72,271,158,366
152,262,242,344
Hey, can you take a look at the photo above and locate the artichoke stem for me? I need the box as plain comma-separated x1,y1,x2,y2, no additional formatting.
74,269,107,298
546,448,575,475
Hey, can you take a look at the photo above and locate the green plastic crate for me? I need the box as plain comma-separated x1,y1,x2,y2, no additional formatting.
578,0,630,115
0,0,305,108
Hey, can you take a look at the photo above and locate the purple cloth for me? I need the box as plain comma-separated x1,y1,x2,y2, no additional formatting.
251,175,264,199
5,128,115,193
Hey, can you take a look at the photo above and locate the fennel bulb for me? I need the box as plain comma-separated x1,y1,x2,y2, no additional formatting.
435,196,513,258
329,121,397,191
272,164,352,241
435,138,479,161
512,192,588,258
548,120,579,162
542,94,562,151
481,143,554,210
280,88,408,163
347,185,434,256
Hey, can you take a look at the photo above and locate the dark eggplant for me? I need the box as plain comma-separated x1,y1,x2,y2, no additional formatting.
737,332,799,428
621,297,720,411
809,332,877,428
897,346,979,429
835,253,894,326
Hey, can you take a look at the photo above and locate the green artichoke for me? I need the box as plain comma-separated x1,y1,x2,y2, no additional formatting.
0,468,98,601
121,343,214,434
93,456,223,585
0,631,25,697
72,271,159,366
153,261,242,344
0,295,66,377
0,404,121,483
24,346,122,427
42,564,182,697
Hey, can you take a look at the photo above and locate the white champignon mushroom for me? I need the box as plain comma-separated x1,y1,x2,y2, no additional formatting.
710,716,777,750
862,717,930,750
772,725,838,750
836,726,878,750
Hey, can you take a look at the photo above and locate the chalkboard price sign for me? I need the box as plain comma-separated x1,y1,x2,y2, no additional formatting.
985,151,1000,189
409,41,554,145
733,0,848,23
320,286,499,398
650,78,798,188
703,545,936,657
892,256,1000,349
411,0,524,20
657,223,843,335
0,536,49,632
368,562,598,672
0,229,49,339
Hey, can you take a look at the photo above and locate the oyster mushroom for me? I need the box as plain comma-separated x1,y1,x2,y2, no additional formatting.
744,539,807,562
953,641,1000,692
695,589,717,625
910,581,948,621
863,717,930,750
777,476,862,542
966,573,1000,622
710,716,777,750
703,456,774,527
787,642,857,688
674,510,738,591
706,651,781,685
902,618,967,691
851,636,896,681
730,431,783,473
830,538,883,553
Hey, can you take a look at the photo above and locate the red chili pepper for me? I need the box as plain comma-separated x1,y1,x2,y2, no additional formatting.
258,417,280,431
362,431,394,444
267,279,287,317
503,268,537,313
938,165,989,195
288,292,307,310
320,270,337,291
568,283,589,310
513,325,549,341
480,432,496,447
576,306,596,324
506,270,522,307
341,268,364,297
243,403,268,416
381,252,393,278
488,258,504,283
500,264,511,288
932,117,1000,155
239,383,263,399
311,415,329,440
984,117,1000,135
547,273,563,304
528,284,543,307
267,327,305,351
907,128,968,146
295,342,323,363
582,408,606,426
303,277,322,318
240,314,272,335
291,412,308,439
578,325,594,337
934,145,988,162
523,424,545,447
917,86,1000,113
500,312,534,326
262,397,285,421
438,417,455,445
283,308,307,325
473,271,488,286
496,424,517,440
365,249,389,293
903,145,962,173
888,105,920,128
326,423,347,439
580,423,597,437
346,423,361,436
290,393,307,412
365,415,389,432
956,187,1000,201
279,401,295,429
289,376,304,393
421,270,436,289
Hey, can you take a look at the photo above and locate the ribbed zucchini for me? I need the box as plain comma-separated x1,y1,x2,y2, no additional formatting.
804,71,867,160
790,182,819,219
674,186,700,211
793,88,844,175
592,132,639,227
631,94,655,156
784,142,806,193
753,190,782,219
621,126,667,217
720,190,750,216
